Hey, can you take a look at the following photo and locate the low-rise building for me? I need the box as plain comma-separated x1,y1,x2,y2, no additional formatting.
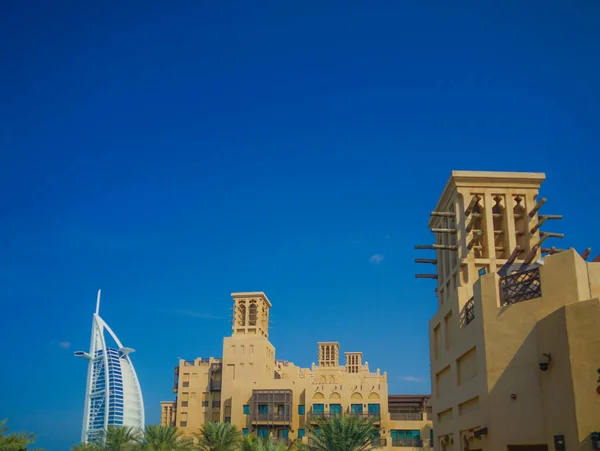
161,292,433,448
420,171,600,451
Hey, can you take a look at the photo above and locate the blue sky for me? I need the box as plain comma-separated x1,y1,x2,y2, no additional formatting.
1,1,599,449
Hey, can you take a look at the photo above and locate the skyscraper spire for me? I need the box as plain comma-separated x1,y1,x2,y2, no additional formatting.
95,289,101,315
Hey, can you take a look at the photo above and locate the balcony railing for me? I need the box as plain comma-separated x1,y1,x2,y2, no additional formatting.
392,439,431,447
373,438,387,447
460,297,475,327
210,380,222,391
251,412,292,423
389,412,424,421
307,409,343,421
212,401,221,409
346,408,381,421
499,267,542,306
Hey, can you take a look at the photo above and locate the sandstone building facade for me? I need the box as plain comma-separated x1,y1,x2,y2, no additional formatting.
161,292,433,449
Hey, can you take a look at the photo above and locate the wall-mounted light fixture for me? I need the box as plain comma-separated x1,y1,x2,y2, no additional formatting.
538,353,552,372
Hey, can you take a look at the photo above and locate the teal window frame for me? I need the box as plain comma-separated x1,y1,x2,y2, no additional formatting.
258,428,269,438
367,403,381,415
242,428,249,436
258,405,268,414
330,404,342,415
243,405,250,415
298,429,305,439
351,404,363,414
312,404,324,415
298,405,305,415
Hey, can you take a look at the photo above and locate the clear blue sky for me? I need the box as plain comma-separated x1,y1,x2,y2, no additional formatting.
1,1,599,449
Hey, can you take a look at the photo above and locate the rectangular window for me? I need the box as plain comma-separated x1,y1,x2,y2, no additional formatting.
243,428,249,436
330,404,342,415
351,404,363,415
368,404,380,416
258,405,268,414
312,404,324,415
258,428,269,438
297,429,305,439
243,405,250,415
298,405,305,415
277,405,285,414
278,429,289,439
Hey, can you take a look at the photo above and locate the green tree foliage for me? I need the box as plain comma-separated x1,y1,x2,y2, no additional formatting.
302,414,381,451
194,422,242,451
138,425,193,451
0,419,44,451
241,435,295,451
100,426,140,451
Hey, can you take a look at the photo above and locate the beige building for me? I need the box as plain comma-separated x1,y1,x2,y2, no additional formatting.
419,171,600,451
161,292,433,448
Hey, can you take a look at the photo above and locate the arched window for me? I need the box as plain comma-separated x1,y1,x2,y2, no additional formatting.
249,301,258,326
238,302,246,326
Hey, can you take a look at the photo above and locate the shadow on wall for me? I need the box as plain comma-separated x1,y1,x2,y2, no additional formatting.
485,300,600,451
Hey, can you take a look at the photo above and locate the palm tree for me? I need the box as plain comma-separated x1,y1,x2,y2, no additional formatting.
139,425,192,451
72,443,100,451
302,414,381,451
241,435,294,451
194,422,242,451
100,425,140,451
0,419,44,451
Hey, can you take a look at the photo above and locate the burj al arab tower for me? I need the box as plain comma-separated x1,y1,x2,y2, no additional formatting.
75,290,144,443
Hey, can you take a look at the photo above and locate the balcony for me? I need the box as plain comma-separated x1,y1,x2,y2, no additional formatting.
499,267,542,306
373,438,387,448
346,408,381,421
252,412,292,423
212,401,221,409
392,439,431,447
210,380,222,391
307,409,343,422
460,296,475,327
251,389,293,425
389,412,424,421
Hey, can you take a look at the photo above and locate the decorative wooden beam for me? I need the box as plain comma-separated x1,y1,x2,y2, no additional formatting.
430,211,455,218
498,246,522,276
465,214,478,232
415,258,438,264
580,248,592,260
539,214,562,220
593,254,600,263
530,216,548,234
467,231,483,250
519,235,549,268
430,228,457,234
415,274,438,279
415,244,458,251
529,197,547,218
464,195,480,217
539,232,564,239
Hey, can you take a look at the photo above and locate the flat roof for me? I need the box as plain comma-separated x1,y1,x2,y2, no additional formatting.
231,291,272,307
429,170,546,227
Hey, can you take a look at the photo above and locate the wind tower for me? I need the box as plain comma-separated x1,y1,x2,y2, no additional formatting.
415,171,564,307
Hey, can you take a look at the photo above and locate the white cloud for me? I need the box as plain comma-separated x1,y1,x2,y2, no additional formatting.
399,376,423,382
157,308,222,320
59,341,71,349
369,254,385,264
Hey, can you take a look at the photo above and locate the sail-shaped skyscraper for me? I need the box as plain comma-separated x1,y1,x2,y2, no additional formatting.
75,290,144,443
